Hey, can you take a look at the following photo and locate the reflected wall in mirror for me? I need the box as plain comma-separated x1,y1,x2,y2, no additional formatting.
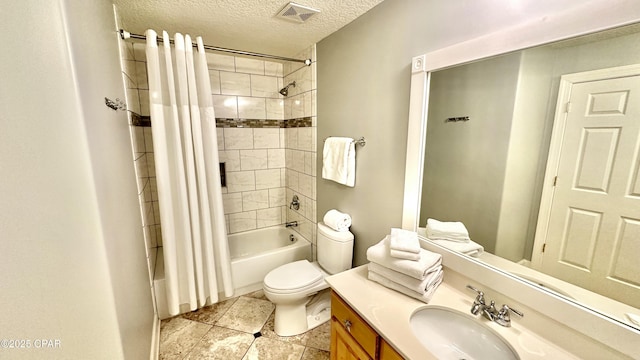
419,23,640,324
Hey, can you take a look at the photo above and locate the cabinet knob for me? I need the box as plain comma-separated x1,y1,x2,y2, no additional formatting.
344,319,352,332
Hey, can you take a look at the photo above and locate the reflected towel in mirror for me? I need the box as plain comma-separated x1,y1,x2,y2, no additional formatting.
430,238,484,257
426,218,470,242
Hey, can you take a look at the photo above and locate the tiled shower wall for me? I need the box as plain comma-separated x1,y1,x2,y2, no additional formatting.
282,48,318,254
117,36,318,288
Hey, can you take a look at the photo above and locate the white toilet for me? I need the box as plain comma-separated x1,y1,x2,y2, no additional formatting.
263,222,354,336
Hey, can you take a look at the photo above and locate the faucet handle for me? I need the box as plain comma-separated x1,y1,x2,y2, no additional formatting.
466,285,486,315
500,304,523,318
495,304,524,327
466,284,484,297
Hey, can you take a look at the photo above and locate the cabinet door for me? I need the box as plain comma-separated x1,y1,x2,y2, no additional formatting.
331,291,378,357
380,339,404,360
331,318,373,360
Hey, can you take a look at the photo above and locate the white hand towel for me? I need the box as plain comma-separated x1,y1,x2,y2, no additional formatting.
389,228,421,254
366,236,442,280
426,218,470,242
390,249,421,261
322,137,356,187
368,262,442,294
430,238,484,257
323,209,352,232
368,270,443,304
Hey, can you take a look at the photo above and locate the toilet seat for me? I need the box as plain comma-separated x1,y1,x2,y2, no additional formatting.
263,260,325,294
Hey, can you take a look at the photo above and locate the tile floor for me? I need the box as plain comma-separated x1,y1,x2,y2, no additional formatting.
159,290,331,360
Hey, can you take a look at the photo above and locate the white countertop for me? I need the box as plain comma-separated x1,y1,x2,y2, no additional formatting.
326,265,580,360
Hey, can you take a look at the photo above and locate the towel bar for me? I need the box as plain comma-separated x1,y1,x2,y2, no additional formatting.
323,136,366,147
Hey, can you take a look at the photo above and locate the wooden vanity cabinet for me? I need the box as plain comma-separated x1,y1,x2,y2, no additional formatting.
379,340,404,360
330,291,405,360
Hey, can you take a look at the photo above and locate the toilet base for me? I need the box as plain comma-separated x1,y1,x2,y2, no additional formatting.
273,290,331,337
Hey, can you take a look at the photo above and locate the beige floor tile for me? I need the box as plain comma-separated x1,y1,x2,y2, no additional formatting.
244,289,268,300
160,317,211,359
181,297,237,324
303,321,330,351
260,312,308,346
216,296,274,333
300,347,330,360
242,337,305,360
184,326,255,360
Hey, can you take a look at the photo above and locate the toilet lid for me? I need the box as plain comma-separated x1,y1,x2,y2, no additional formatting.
264,260,323,292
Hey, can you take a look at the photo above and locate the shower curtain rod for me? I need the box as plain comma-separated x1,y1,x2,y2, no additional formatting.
119,29,312,66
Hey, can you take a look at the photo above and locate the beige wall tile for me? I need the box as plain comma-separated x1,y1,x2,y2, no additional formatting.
251,75,279,98
253,128,281,149
220,71,251,96
238,97,266,119
240,149,268,170
206,53,235,72
236,57,265,75
224,128,254,150
213,95,238,118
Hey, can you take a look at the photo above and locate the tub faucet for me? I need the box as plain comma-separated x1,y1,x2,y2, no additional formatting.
290,195,300,210
285,221,298,228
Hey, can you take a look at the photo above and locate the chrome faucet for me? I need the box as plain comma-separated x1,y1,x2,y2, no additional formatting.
466,285,486,315
466,285,523,327
495,304,524,327
290,195,300,210
482,300,499,321
285,221,298,228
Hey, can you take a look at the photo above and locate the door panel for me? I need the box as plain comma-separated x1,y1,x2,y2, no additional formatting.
541,73,640,307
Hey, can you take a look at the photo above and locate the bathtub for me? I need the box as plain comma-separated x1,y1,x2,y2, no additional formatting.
228,225,311,294
154,225,311,319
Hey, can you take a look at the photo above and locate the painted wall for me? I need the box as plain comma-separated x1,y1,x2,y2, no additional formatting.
421,53,521,254
495,47,555,262
317,0,640,266
0,0,154,358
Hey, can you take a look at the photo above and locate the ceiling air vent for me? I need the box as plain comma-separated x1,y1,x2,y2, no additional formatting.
276,2,320,23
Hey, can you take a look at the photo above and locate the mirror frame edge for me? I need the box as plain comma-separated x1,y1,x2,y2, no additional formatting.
401,4,640,356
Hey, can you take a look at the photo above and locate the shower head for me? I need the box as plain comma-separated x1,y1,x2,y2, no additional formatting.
279,81,296,96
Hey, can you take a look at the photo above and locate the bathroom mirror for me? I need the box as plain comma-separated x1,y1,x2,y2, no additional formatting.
405,20,640,332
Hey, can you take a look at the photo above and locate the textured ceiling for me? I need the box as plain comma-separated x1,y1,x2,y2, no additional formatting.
113,0,385,58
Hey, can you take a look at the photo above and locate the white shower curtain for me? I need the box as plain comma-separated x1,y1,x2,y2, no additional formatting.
145,30,233,315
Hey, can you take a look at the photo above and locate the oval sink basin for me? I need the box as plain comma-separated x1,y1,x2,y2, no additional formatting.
410,306,519,360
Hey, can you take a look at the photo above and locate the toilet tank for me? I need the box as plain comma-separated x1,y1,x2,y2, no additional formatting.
317,222,354,274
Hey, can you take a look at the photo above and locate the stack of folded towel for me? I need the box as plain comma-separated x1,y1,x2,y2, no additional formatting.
389,228,421,260
366,229,443,303
425,218,484,257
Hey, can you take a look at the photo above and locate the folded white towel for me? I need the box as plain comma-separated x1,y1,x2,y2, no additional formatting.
368,270,443,304
323,209,352,232
322,137,355,187
430,238,484,257
426,218,470,242
366,236,442,280
368,262,442,294
390,249,421,261
389,228,420,254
